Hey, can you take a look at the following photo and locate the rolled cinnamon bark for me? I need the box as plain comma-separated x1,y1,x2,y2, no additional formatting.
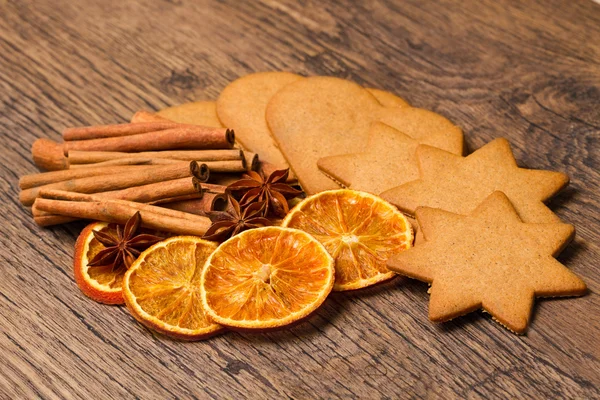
33,215,78,226
32,133,240,171
38,189,210,225
63,121,180,141
69,158,158,168
73,158,246,172
97,177,199,203
68,149,243,164
34,193,211,235
194,160,246,173
150,193,204,205
31,203,78,226
20,162,193,206
19,165,154,189
196,182,228,194
64,126,235,153
162,193,228,215
31,138,68,171
32,178,202,225
190,162,210,182
243,152,260,172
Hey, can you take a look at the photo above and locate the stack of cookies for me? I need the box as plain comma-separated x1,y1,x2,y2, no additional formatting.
157,72,587,334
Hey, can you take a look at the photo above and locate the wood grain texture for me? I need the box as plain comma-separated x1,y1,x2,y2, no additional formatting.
1,0,599,398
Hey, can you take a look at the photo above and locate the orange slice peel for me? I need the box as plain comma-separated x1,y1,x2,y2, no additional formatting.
282,189,413,291
122,236,224,340
201,226,334,330
74,222,126,305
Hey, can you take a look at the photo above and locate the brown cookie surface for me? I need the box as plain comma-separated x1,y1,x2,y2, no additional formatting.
157,101,223,127
317,122,420,194
377,108,464,155
387,191,587,334
266,76,382,194
216,72,303,170
266,76,464,194
318,112,466,195
366,88,410,107
381,138,568,223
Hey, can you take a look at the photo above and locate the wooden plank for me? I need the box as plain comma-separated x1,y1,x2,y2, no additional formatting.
0,0,598,398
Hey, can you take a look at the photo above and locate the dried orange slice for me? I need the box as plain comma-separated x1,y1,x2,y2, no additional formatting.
201,227,334,329
282,189,413,291
74,222,125,304
122,236,224,340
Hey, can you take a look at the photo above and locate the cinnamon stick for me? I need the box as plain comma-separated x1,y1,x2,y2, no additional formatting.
190,162,210,182
192,160,246,173
30,138,240,172
196,182,228,194
20,162,195,206
163,193,228,215
34,191,211,235
63,121,180,141
69,158,159,168
39,189,210,224
72,158,246,172
31,203,77,226
33,215,78,227
31,138,68,171
130,111,171,123
98,177,199,203
69,158,182,168
68,149,243,164
243,152,260,172
64,126,235,153
32,178,202,225
147,177,210,205
150,193,204,205
19,165,159,189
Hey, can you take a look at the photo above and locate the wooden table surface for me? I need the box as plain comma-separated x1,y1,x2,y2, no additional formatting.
1,0,599,398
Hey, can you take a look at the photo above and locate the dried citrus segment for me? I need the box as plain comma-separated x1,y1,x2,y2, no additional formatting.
74,222,126,304
123,236,224,340
201,227,334,329
282,189,413,291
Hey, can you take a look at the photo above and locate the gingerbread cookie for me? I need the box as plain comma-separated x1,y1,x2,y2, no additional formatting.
266,76,464,194
366,88,410,108
157,101,223,127
216,72,303,169
387,191,586,334
377,108,464,155
381,138,568,223
266,77,382,193
318,113,468,196
317,122,420,194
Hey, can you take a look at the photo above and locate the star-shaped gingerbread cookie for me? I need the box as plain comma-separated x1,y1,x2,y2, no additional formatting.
387,191,587,334
381,138,569,223
318,121,463,195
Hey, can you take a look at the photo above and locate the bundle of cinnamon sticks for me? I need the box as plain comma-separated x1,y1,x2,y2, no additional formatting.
19,111,257,235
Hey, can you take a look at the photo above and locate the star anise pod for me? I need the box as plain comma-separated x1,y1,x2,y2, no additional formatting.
202,196,271,242
227,168,303,218
88,212,163,271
